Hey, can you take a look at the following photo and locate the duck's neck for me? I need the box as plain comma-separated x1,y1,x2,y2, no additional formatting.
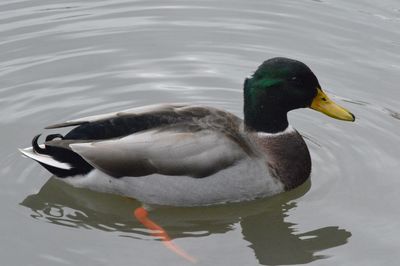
244,107,288,133
243,94,289,133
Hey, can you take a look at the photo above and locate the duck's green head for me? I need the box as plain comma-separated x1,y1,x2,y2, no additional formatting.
244,57,355,133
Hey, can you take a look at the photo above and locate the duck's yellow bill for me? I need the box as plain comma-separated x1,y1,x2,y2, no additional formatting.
310,88,355,122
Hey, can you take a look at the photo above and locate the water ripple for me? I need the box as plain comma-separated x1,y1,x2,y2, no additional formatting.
1,0,400,265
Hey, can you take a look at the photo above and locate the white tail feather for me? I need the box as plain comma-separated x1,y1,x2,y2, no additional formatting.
19,147,71,170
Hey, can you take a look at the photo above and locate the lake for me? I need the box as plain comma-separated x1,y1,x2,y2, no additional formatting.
1,0,399,265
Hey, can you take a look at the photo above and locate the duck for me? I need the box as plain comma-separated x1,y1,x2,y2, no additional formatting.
19,57,355,207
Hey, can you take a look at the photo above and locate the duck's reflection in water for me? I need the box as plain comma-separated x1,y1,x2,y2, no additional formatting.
21,177,351,265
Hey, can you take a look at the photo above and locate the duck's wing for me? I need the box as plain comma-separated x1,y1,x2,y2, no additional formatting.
69,127,248,178
35,104,253,178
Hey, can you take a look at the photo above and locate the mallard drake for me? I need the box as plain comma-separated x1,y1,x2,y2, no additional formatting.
20,57,355,206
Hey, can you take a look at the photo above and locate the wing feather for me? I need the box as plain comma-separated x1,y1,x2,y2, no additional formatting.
70,129,247,178
41,103,251,178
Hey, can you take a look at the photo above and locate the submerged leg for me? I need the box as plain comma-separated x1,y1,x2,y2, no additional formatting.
133,207,197,263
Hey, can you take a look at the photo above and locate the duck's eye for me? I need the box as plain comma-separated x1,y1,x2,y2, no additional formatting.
321,97,327,101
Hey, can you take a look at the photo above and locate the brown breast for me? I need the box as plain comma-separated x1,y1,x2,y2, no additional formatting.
250,129,311,190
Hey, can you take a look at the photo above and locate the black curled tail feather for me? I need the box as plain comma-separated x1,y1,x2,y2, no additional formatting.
32,134,65,155
32,134,48,155
32,134,93,178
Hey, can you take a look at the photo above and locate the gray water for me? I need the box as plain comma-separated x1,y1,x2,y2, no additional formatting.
1,0,400,265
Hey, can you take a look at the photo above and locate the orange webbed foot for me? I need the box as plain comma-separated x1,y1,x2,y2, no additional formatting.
133,207,197,263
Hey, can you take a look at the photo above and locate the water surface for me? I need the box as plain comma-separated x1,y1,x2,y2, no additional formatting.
1,0,400,265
